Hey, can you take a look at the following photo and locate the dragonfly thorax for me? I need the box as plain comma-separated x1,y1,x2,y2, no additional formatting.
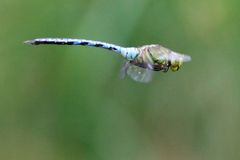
130,44,185,72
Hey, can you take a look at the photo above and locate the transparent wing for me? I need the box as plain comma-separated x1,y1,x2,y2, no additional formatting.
169,51,191,62
120,61,153,83
146,45,191,63
119,61,131,80
127,65,153,83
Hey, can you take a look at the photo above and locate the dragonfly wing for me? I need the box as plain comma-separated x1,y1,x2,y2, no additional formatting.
169,51,192,62
126,64,153,83
119,61,131,80
120,61,153,83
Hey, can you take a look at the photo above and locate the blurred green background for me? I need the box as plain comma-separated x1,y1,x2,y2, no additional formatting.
1,0,240,159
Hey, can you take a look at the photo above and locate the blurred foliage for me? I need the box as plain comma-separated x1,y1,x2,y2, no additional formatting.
0,0,240,160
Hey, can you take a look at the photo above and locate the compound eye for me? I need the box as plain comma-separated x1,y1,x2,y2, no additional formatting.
171,65,180,71
170,59,183,72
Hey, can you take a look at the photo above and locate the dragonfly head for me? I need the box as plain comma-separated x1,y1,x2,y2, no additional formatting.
170,59,183,71
169,53,191,71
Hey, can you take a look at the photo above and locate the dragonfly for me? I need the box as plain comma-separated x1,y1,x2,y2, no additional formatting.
24,38,191,83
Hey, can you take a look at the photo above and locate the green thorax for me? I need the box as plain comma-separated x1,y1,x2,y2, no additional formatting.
131,45,183,72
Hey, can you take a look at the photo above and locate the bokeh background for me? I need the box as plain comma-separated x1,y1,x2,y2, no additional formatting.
1,0,240,159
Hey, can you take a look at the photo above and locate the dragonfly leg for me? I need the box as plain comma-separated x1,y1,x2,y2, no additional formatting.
162,61,171,72
162,66,169,72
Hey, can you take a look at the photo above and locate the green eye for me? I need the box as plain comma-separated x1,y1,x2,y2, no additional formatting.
171,65,180,71
170,60,183,71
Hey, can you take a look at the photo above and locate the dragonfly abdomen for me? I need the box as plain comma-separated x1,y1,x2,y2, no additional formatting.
25,38,125,54
25,38,140,60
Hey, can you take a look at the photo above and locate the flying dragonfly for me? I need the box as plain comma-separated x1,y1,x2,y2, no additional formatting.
24,38,191,83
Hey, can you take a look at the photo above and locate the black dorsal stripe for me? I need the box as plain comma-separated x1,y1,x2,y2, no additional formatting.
35,40,75,45
81,42,89,45
108,47,117,51
95,44,104,47
66,41,74,45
